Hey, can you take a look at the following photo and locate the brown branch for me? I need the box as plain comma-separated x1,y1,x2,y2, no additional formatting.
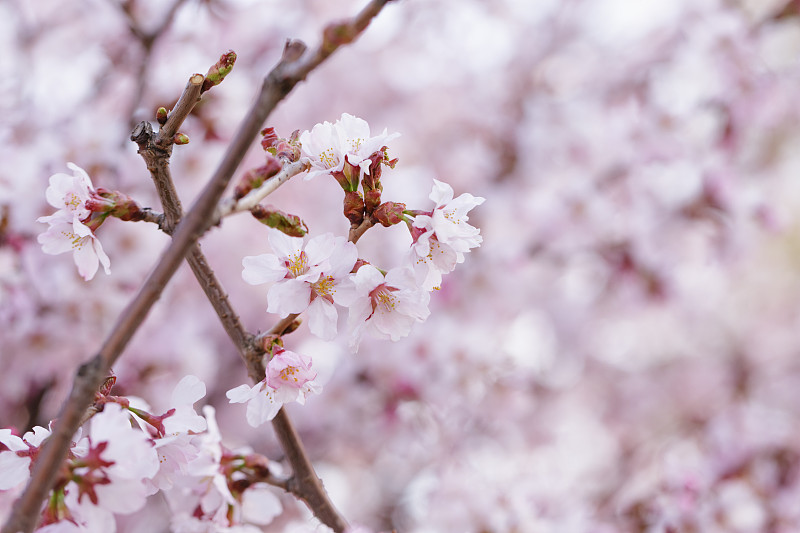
2,2,395,531
348,218,374,243
158,74,204,146
213,159,309,224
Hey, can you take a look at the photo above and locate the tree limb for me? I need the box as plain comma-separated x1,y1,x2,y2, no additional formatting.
2,1,395,532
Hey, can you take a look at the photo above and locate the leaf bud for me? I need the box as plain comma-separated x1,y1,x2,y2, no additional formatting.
202,50,237,93
250,204,308,237
234,155,282,199
156,107,168,125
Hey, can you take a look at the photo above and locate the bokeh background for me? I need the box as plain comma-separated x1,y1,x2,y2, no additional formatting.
4,0,800,531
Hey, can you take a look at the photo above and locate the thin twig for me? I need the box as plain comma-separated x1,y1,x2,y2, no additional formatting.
213,159,309,223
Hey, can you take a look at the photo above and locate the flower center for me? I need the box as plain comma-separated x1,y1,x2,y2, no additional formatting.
312,275,335,299
347,137,364,152
370,284,398,312
65,192,83,211
440,206,458,225
319,148,339,169
286,251,308,278
279,365,300,383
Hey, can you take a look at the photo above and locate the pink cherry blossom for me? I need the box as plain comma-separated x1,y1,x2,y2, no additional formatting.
37,219,111,281
226,349,321,427
338,265,431,350
146,376,207,493
167,406,282,531
41,163,94,224
0,427,48,491
162,375,208,437
408,229,460,291
299,113,399,180
413,179,484,254
78,404,159,513
242,231,357,339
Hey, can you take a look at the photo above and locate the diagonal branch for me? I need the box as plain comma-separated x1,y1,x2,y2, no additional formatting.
2,1,395,532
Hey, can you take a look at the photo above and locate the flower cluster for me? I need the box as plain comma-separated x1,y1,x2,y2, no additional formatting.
0,376,284,532
242,116,483,348
228,114,483,425
26,115,484,528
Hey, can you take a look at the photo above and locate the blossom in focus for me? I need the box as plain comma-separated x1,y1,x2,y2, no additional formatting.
226,348,321,427
242,231,357,339
337,265,431,350
408,230,460,291
37,218,110,281
299,113,399,180
409,179,484,290
37,164,110,281
40,162,94,225
413,179,484,254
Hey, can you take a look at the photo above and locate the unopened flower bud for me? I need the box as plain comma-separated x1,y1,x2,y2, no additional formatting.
234,156,282,199
361,149,386,193
372,201,406,227
364,189,382,213
156,107,168,125
202,50,237,93
331,163,359,192
92,188,147,222
276,137,301,162
251,204,308,237
343,190,365,225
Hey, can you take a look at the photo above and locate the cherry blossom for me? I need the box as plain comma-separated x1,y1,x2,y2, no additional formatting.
226,349,321,426
0,427,49,491
242,231,357,339
407,229,460,291
74,404,159,513
162,375,208,437
37,218,111,281
412,179,484,256
337,265,431,349
167,406,282,531
143,376,208,493
299,113,399,181
40,163,94,225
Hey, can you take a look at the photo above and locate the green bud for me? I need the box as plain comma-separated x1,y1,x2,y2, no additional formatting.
202,50,237,93
156,107,168,125
251,204,308,237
